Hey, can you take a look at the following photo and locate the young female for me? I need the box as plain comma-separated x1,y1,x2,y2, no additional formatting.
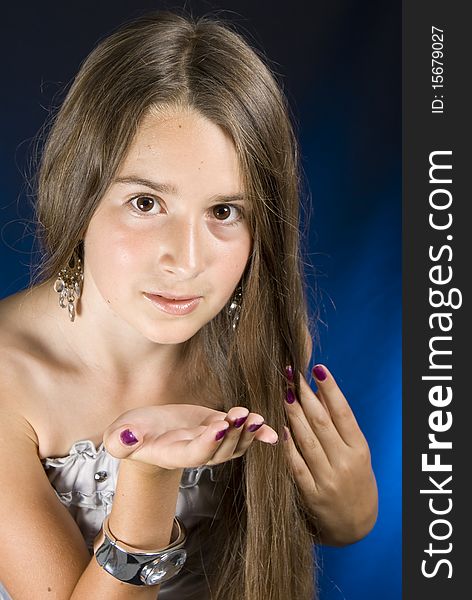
0,10,378,600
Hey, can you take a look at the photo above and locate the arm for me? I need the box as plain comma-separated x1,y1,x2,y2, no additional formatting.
71,460,183,599
0,405,183,599
1,393,278,598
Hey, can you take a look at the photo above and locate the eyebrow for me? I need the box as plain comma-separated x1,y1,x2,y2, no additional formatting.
113,175,246,204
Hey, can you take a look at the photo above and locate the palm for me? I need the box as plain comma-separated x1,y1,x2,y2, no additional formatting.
103,403,278,470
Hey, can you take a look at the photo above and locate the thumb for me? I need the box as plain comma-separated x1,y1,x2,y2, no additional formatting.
103,424,144,459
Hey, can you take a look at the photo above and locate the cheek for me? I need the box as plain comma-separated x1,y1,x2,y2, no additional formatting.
232,232,252,272
84,221,150,290
213,233,252,283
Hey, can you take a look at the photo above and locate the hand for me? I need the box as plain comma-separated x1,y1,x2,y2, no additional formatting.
283,364,378,546
103,403,278,470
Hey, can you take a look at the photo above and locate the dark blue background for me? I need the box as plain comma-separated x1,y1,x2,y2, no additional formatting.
1,2,401,598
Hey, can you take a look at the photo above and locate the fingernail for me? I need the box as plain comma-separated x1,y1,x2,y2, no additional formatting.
215,428,228,441
312,364,327,381
285,388,296,404
248,422,264,432
120,429,139,446
233,415,248,428
283,429,289,441
285,365,294,382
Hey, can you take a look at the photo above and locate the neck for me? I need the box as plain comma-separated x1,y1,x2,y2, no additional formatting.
41,277,186,388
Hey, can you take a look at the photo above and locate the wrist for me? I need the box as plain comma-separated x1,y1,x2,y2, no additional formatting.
110,458,184,549
316,509,378,547
120,458,184,478
94,515,188,586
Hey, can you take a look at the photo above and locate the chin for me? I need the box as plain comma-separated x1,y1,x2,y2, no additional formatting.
139,320,204,345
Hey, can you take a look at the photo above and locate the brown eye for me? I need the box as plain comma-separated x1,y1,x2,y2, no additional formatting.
129,195,161,214
211,204,244,227
135,196,155,212
213,205,231,220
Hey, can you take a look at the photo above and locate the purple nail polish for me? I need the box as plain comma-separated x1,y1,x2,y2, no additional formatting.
248,422,264,432
233,416,248,428
120,429,139,446
312,365,327,381
215,428,228,441
285,388,296,404
285,365,294,382
283,429,289,441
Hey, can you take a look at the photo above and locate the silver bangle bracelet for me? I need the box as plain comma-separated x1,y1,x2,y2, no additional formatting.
94,515,188,586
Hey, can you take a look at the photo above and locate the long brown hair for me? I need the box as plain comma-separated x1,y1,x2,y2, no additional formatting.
32,10,319,599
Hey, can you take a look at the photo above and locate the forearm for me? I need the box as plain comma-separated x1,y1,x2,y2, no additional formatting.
70,459,183,599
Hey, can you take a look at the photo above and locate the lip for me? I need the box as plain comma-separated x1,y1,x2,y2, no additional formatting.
143,292,202,316
149,290,202,300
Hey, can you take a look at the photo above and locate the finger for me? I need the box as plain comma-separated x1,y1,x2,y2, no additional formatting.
251,422,279,445
105,420,231,468
207,407,250,463
282,426,319,505
286,377,344,469
210,411,278,464
232,419,278,455
310,364,367,447
285,364,329,413
286,370,334,468
164,421,233,467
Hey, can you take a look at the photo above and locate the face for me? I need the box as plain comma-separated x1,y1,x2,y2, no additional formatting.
83,108,252,344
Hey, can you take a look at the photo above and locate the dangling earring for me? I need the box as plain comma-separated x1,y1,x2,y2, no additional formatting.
53,251,84,322
228,285,243,331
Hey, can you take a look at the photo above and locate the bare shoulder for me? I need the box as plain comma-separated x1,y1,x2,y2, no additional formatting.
0,342,41,500
0,290,91,596
0,284,60,453
0,282,57,355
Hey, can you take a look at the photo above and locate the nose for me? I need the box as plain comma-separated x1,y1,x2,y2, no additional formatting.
157,216,206,279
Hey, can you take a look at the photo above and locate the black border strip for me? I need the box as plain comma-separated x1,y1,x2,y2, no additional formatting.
403,1,469,597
